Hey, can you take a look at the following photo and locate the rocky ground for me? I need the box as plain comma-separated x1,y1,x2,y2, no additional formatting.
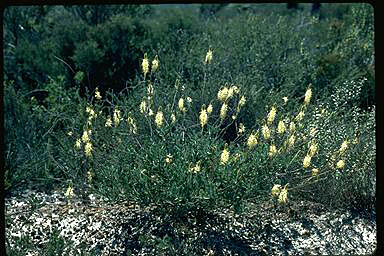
6,189,376,255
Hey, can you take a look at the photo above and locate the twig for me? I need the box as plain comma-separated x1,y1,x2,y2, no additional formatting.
53,55,75,74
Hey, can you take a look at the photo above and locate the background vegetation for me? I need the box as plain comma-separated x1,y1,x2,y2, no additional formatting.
4,3,375,252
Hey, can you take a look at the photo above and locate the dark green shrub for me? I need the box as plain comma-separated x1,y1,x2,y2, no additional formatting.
4,5,154,96
72,14,152,93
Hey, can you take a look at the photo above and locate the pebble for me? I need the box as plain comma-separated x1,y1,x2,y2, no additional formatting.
5,189,376,255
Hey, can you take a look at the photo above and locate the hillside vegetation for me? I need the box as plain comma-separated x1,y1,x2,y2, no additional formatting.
4,3,375,216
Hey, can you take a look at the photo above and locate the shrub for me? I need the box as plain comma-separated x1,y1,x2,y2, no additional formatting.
4,4,375,217
58,47,375,217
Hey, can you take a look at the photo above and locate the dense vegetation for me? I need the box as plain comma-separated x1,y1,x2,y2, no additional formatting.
4,3,375,254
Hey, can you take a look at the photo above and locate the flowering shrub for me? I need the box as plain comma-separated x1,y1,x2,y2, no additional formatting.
4,4,375,216
51,46,374,215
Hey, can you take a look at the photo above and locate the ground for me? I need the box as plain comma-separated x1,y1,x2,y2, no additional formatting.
6,189,376,255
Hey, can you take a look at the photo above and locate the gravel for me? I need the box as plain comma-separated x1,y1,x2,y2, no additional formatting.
6,189,376,255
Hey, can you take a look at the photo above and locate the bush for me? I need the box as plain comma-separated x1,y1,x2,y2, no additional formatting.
3,5,154,96
56,46,375,217
4,4,375,217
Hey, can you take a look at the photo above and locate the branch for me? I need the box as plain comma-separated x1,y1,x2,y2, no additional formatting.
54,55,75,74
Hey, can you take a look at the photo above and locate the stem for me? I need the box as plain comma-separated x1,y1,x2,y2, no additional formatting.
203,69,207,103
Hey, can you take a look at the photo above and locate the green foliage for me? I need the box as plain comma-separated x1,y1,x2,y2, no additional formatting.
200,4,229,18
4,3,375,223
4,5,153,94
64,4,153,25
72,14,152,92
57,60,374,219
4,80,50,191
4,5,375,254
4,4,374,108
4,77,83,193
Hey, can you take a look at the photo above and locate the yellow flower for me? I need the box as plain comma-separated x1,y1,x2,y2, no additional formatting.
67,131,73,136
310,128,318,137
247,133,258,149
336,159,345,169
232,86,240,94
200,107,208,128
75,139,81,149
87,170,93,183
113,108,121,126
308,142,318,157
268,144,277,157
339,140,349,154
289,121,296,132
238,96,246,108
84,142,93,157
295,110,305,122
271,184,282,197
178,98,186,112
304,87,312,105
217,87,229,102
282,97,288,103
330,153,337,165
152,55,159,72
220,148,230,165
194,163,201,173
105,116,112,127
127,116,134,124
303,155,312,168
207,104,213,114
262,125,271,140
95,87,102,100
142,53,149,76
312,168,319,177
147,83,154,96
227,87,235,99
205,49,213,64
187,97,192,103
238,123,245,134
277,120,286,134
267,106,277,125
171,113,176,123
127,116,137,134
81,130,90,143
190,161,201,173
65,184,74,199
148,108,154,116
86,107,96,120
140,100,147,114
155,110,164,127
165,154,173,164
288,135,295,148
278,186,288,204
220,103,228,120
